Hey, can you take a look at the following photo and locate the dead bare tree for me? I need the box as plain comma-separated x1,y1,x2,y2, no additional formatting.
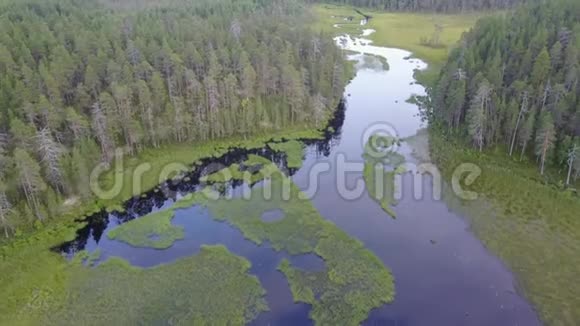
0,187,13,237
91,102,113,162
230,19,242,41
509,92,528,156
36,128,65,193
567,145,579,186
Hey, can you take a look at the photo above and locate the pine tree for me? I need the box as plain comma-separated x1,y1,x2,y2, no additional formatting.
468,80,492,151
519,113,535,160
10,118,36,148
549,41,563,71
531,47,551,87
136,80,158,147
65,106,90,140
14,148,47,221
535,112,556,175
446,78,467,129
241,63,257,99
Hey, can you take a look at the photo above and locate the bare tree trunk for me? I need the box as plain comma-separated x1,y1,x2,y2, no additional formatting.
540,80,551,112
22,174,42,221
91,102,113,162
567,159,574,185
36,128,64,193
540,135,549,175
567,147,578,185
520,140,528,161
0,192,12,238
510,94,527,156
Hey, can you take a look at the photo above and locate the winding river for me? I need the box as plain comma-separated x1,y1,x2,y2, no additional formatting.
59,29,541,325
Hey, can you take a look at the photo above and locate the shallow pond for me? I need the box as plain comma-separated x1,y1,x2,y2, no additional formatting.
59,31,540,325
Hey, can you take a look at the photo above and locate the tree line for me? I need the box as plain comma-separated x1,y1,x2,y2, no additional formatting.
431,0,580,184
307,0,533,12
0,0,349,237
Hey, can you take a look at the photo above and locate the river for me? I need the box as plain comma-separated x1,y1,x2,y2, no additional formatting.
58,29,540,325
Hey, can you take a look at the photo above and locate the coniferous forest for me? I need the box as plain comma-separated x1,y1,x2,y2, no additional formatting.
0,0,348,236
3,0,580,325
307,0,531,12
432,0,580,182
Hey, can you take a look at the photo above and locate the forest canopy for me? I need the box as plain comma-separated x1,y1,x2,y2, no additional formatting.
431,0,580,182
0,0,349,237
306,0,534,12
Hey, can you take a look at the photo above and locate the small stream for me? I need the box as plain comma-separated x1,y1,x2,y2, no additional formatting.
58,28,540,325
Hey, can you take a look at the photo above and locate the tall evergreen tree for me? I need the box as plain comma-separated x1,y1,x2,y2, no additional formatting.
433,0,580,182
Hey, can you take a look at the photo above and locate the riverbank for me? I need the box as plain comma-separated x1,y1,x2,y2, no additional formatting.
310,4,479,86
0,129,324,324
429,129,580,325
0,4,362,319
315,5,572,323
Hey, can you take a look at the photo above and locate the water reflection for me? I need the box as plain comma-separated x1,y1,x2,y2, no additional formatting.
57,100,346,257
55,31,540,325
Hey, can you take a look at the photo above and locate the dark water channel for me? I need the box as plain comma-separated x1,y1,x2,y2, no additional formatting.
58,32,540,325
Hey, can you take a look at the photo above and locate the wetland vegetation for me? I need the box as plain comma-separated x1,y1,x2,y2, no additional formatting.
49,245,268,325
2,0,579,325
425,0,580,323
107,209,183,249
191,162,395,325
310,4,479,85
431,131,580,325
362,135,405,217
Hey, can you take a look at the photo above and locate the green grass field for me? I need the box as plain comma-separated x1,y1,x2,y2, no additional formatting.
310,4,481,85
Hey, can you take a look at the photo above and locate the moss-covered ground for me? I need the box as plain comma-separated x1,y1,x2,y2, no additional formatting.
430,130,580,325
186,161,395,325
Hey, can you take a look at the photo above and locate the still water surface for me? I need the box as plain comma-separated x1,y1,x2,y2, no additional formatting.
60,31,540,325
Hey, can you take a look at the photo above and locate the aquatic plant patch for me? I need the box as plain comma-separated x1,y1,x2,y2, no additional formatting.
362,135,406,217
268,140,306,169
47,245,268,325
107,209,184,249
189,161,395,325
